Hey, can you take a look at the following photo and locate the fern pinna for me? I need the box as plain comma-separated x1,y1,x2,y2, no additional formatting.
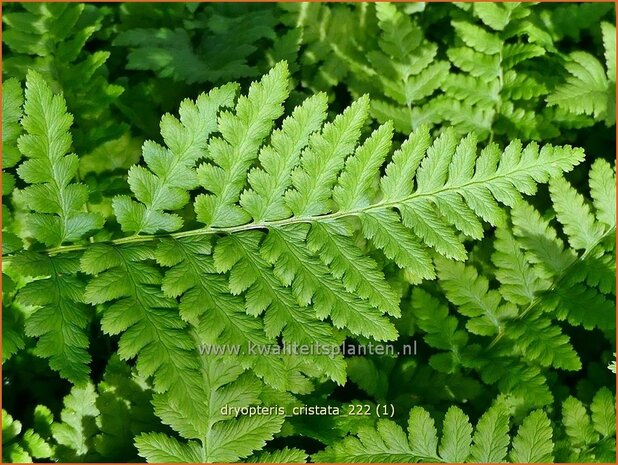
2,58,613,463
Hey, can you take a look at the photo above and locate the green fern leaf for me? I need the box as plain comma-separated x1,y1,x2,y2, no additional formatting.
134,433,203,463
473,2,529,31
155,236,314,394
550,177,606,251
437,257,514,337
316,402,556,463
589,158,616,229
510,164,616,331
307,222,400,317
114,5,277,84
2,298,26,363
438,406,473,462
509,410,554,463
360,209,435,279
285,95,369,217
563,396,601,447
93,356,161,461
12,252,91,384
557,389,616,462
590,387,616,438
441,3,559,141
411,288,468,373
547,22,616,126
137,359,285,463
3,3,125,151
313,419,416,462
2,409,52,462
214,231,347,384
263,225,398,341
15,71,103,247
81,244,203,407
469,403,510,462
52,383,100,461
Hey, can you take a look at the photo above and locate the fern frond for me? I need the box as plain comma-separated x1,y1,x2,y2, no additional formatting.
136,358,286,463
304,2,446,134
263,225,398,341
469,401,510,462
82,243,284,461
285,94,370,217
12,252,92,384
134,433,203,463
410,165,613,407
81,244,202,403
15,71,103,247
556,388,616,462
2,62,607,464
278,2,374,92
52,383,100,461
314,402,553,463
241,93,329,222
546,52,613,124
213,231,347,385
417,160,615,395
249,447,308,463
590,388,616,439
114,4,278,84
510,162,616,331
437,257,514,337
114,28,211,84
547,22,616,126
538,2,614,41
2,296,27,363
430,256,574,404
590,159,617,229
155,235,314,394
441,3,558,141
361,2,448,133
93,356,160,461
3,3,125,151
9,64,587,395
411,288,468,373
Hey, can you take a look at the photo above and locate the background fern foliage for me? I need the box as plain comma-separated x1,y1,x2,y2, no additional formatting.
2,2,616,464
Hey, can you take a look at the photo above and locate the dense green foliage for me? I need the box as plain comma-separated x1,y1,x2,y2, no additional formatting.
2,2,616,463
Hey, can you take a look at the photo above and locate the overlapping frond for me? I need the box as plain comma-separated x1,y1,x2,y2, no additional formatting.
2,2,125,151
439,3,561,141
547,22,616,126
510,159,616,331
114,4,278,84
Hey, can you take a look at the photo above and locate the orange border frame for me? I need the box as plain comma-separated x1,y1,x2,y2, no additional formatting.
0,1,616,464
